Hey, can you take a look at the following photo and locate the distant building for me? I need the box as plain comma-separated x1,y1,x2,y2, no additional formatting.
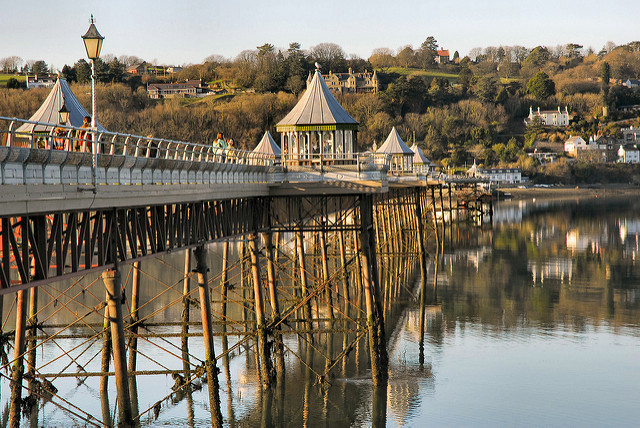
26,75,56,89
527,106,571,127
126,64,145,74
319,68,378,94
147,80,205,99
435,49,450,64
621,126,640,143
623,79,640,89
564,135,588,156
467,161,522,183
167,66,183,74
618,144,639,163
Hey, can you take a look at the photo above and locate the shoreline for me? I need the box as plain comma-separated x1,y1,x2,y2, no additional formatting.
496,184,640,201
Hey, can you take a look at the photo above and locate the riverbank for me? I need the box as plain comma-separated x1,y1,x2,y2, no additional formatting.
498,184,640,201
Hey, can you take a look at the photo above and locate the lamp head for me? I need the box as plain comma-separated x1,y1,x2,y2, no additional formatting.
81,15,104,60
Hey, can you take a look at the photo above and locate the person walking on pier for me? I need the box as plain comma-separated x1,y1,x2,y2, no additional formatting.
213,132,227,159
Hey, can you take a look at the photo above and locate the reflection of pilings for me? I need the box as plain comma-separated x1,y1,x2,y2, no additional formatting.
102,268,133,426
193,245,223,427
100,384,113,428
372,385,388,428
359,194,388,387
248,233,274,388
9,289,27,428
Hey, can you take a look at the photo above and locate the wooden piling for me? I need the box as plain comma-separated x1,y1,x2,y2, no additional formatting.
128,261,141,413
296,228,314,343
358,195,388,387
102,268,133,426
263,231,286,379
338,227,350,314
319,222,334,320
248,233,274,388
9,289,27,428
193,245,223,427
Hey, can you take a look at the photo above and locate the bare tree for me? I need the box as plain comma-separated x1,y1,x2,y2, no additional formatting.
0,56,23,73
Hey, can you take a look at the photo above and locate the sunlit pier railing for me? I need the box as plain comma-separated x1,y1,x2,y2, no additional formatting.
0,117,398,186
0,117,281,186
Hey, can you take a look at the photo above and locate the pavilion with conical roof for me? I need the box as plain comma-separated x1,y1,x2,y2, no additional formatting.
16,78,106,133
252,130,282,163
377,127,414,173
410,143,434,175
276,69,358,164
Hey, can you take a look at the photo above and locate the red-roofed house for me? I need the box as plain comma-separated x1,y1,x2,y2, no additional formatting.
435,49,450,64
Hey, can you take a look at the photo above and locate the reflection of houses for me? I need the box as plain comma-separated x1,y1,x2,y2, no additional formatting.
527,106,570,126
528,258,573,284
319,68,378,94
147,80,205,99
566,228,606,253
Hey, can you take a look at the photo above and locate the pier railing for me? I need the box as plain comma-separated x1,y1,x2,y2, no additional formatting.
0,117,394,186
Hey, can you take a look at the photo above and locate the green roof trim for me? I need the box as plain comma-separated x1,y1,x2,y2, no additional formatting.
276,124,359,132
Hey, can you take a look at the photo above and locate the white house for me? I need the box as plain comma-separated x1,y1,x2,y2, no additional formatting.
467,161,522,184
26,75,56,89
623,79,640,89
564,135,589,156
618,144,639,163
528,106,570,126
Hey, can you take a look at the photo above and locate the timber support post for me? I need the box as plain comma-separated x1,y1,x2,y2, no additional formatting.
193,245,223,427
102,268,133,426
359,194,388,387
9,289,27,428
248,233,274,388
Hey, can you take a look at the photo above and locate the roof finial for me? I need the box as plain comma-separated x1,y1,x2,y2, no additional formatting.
90,14,94,24
315,62,321,71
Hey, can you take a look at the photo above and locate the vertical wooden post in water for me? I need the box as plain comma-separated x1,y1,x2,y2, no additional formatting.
248,233,274,388
9,289,27,428
102,268,133,426
319,221,334,320
128,261,141,417
263,231,286,378
296,228,314,343
193,245,223,427
338,226,350,313
359,195,388,386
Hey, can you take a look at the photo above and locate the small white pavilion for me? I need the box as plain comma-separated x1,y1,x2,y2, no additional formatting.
377,127,414,173
276,69,358,165
16,78,106,133
252,131,282,164
410,143,434,175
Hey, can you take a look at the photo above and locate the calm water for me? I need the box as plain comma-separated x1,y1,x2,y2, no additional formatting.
2,196,640,427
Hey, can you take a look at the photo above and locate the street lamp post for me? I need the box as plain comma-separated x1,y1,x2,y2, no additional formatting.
81,15,104,188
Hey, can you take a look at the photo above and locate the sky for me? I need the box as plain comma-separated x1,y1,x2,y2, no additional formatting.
2,0,639,71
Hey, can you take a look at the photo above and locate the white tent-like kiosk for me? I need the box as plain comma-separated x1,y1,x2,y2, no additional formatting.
410,143,434,175
276,69,358,165
252,131,282,164
16,78,106,133
376,127,413,173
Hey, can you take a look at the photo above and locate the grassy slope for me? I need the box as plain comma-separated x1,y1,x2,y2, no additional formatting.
0,74,26,85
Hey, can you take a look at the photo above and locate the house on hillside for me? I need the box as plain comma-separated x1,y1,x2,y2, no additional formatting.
623,79,640,89
621,126,640,143
126,64,145,75
467,161,522,183
527,106,571,127
435,49,450,64
147,80,205,99
564,136,588,156
319,68,378,94
619,144,639,163
167,66,183,74
26,75,56,89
